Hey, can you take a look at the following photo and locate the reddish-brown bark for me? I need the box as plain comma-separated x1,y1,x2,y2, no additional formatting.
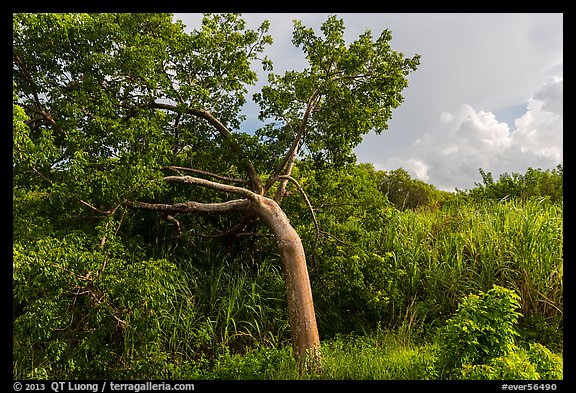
126,175,322,372
250,195,321,372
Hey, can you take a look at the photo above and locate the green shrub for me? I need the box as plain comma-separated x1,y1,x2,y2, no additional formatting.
12,228,194,379
436,285,562,380
458,344,563,380
436,285,522,378
460,350,539,380
527,343,563,379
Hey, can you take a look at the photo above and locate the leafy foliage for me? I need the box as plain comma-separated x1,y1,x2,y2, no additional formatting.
13,12,562,380
13,13,273,213
526,342,563,379
459,351,540,380
434,285,562,380
254,15,420,167
378,167,451,210
436,285,523,377
458,342,563,380
13,162,563,379
283,163,396,334
463,165,563,203
13,223,191,378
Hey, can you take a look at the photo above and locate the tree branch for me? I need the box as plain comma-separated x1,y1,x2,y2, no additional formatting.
265,90,320,201
80,199,123,216
163,214,182,235
163,165,250,185
271,175,320,252
329,71,374,81
124,198,251,215
13,48,59,129
149,101,263,194
161,175,259,202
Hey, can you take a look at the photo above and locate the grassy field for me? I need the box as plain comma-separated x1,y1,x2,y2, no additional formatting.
13,193,563,380
142,198,564,380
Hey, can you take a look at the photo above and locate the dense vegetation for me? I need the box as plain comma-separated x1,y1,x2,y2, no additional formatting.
13,13,562,380
13,162,563,379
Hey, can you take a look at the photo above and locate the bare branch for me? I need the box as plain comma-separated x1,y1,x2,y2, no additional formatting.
163,165,250,185
149,101,263,193
80,199,112,215
164,214,182,235
162,175,259,202
79,199,122,215
329,71,374,81
30,165,53,185
266,90,321,200
124,198,251,215
189,229,272,240
319,230,347,246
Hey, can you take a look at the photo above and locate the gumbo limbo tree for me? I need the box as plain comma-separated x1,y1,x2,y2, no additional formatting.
13,13,419,371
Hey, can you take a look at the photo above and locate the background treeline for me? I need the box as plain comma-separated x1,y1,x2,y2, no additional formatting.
13,163,563,379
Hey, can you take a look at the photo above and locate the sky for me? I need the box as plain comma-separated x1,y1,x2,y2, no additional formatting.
174,13,563,191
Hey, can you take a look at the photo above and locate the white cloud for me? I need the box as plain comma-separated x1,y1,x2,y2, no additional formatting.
407,159,430,182
532,75,563,115
439,112,453,123
511,76,563,162
381,76,563,191
172,13,563,192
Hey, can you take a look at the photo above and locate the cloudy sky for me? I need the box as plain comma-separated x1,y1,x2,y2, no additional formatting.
174,13,563,191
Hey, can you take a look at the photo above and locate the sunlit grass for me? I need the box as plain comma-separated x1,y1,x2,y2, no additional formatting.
175,327,439,380
162,197,563,380
380,198,563,324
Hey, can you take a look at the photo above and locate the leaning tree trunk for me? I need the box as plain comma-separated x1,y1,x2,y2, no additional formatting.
250,195,322,374
126,175,322,374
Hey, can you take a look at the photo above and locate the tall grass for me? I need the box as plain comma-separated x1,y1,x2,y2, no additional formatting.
126,197,563,378
315,329,438,380
380,198,563,333
160,253,290,368
178,326,439,380
151,196,563,379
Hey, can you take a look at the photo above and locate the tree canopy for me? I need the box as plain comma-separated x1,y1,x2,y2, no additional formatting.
13,13,563,381
13,12,420,374
462,165,563,203
13,13,419,212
